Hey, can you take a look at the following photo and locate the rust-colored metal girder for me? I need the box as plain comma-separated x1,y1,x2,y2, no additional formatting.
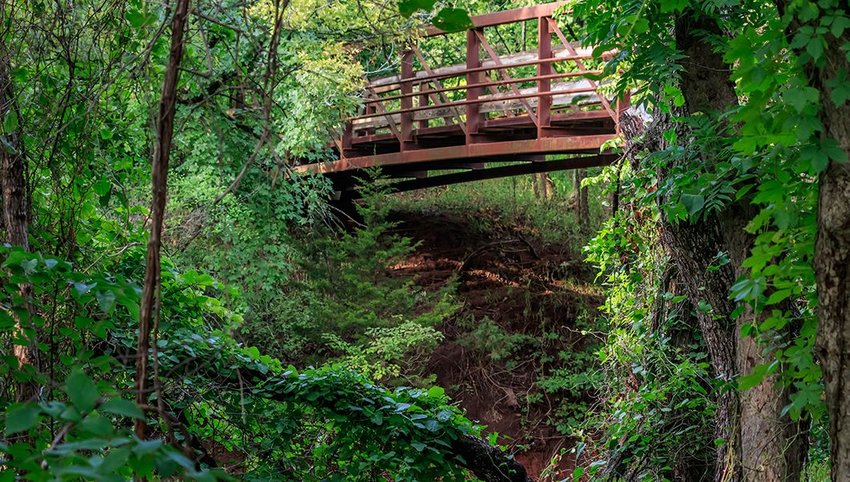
295,135,616,175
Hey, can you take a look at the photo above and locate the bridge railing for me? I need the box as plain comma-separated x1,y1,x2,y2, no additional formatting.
337,2,627,160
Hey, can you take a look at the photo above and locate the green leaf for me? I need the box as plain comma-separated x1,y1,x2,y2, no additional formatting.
822,138,848,163
765,289,792,305
806,38,824,60
738,363,769,390
831,16,850,38
125,9,149,28
96,290,116,313
4,405,40,435
93,177,111,196
827,70,850,106
802,144,830,173
680,193,705,217
2,112,18,134
398,0,436,17
431,8,473,32
66,370,99,413
101,398,144,420
660,0,687,13
785,86,819,113
426,386,445,398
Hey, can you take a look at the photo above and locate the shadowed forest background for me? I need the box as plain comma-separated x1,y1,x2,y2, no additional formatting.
1,0,850,481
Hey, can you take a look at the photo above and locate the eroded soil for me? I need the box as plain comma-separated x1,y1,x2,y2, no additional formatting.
388,208,604,481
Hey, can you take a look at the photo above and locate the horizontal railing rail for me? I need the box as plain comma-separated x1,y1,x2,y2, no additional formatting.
352,84,600,121
362,71,604,105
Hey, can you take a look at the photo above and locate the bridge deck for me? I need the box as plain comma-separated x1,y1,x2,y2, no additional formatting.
294,2,625,191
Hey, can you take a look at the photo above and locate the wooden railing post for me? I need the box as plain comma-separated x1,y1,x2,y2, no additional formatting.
401,49,415,150
537,15,552,137
466,28,483,144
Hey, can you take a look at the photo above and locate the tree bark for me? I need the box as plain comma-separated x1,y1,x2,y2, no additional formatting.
135,0,191,438
0,9,38,401
574,168,588,231
811,10,850,480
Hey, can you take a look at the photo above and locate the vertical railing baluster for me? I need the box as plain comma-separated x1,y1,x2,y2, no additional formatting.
342,119,353,158
418,90,429,129
401,50,415,151
537,15,552,138
466,28,482,145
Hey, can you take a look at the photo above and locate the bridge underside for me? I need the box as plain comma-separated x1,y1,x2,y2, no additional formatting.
331,152,617,199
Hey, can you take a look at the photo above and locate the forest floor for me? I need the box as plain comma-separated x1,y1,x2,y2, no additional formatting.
387,206,605,480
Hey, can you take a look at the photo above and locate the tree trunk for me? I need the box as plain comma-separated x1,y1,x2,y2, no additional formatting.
574,168,588,231
812,13,850,480
0,18,38,401
135,0,191,438
737,329,806,481
617,10,807,481
659,212,743,482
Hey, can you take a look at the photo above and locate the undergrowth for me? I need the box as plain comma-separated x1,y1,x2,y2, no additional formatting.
392,165,608,246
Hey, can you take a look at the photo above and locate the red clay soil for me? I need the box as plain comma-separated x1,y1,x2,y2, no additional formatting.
388,209,604,481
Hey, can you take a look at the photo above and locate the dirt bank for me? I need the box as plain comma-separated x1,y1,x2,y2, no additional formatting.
388,208,604,481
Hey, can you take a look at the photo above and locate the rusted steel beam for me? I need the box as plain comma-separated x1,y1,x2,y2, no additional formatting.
294,135,616,174
537,16,553,136
400,50,415,149
410,46,466,133
351,109,614,144
364,70,602,105
346,154,617,196
547,17,617,122
475,29,538,126
466,28,483,144
365,87,403,141
352,84,598,121
369,51,604,91
424,2,568,36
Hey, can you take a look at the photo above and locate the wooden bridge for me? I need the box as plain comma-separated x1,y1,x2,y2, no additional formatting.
294,2,626,195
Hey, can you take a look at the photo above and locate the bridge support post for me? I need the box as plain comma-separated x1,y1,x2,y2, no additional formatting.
537,16,552,138
466,28,483,145
400,50,416,151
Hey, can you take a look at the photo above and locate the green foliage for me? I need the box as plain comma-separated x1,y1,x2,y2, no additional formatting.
457,317,532,362
393,164,606,246
579,213,716,479
558,0,845,474
0,245,486,480
398,0,473,31
0,246,222,480
239,175,459,384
